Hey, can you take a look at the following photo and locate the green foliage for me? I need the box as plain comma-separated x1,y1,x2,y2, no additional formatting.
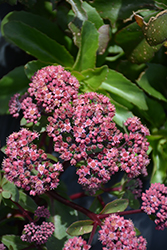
1,0,167,249
100,199,129,214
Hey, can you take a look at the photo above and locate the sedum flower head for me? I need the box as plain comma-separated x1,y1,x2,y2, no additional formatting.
63,236,91,250
21,221,54,245
3,128,63,196
28,65,79,113
141,183,167,230
0,243,6,250
34,206,50,219
99,214,147,249
120,117,150,178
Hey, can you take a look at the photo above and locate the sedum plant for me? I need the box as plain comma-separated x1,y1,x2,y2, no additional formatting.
0,0,167,249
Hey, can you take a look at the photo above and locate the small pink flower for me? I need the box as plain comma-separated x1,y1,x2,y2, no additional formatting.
141,183,167,230
63,236,91,250
99,214,147,249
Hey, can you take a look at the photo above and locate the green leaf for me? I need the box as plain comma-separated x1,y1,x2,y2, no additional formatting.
2,21,74,66
66,220,94,236
148,134,167,183
1,235,32,250
141,10,167,46
137,63,167,102
101,69,148,110
123,190,140,209
18,191,37,213
0,65,29,95
73,20,99,71
2,191,11,199
90,0,154,26
66,0,87,22
81,65,108,89
100,199,129,214
1,11,68,47
112,101,134,128
115,14,162,64
82,1,103,29
2,179,19,202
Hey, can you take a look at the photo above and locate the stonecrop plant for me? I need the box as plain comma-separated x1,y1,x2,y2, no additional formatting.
1,0,167,249
0,64,166,250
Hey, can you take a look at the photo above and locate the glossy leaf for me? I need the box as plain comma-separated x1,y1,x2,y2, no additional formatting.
2,179,19,202
18,191,37,213
100,199,128,214
1,11,69,47
0,66,26,115
112,101,134,128
148,134,167,183
24,60,50,79
101,69,148,110
81,65,108,89
73,20,99,71
2,235,31,250
66,0,87,22
137,63,167,102
98,25,110,55
82,1,103,29
115,15,162,63
0,66,29,97
2,21,74,66
90,0,154,25
141,10,167,46
66,220,94,236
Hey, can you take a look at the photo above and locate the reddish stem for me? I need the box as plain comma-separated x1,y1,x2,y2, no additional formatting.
88,221,98,245
70,192,87,200
49,190,101,225
98,209,143,220
97,195,105,208
11,199,33,222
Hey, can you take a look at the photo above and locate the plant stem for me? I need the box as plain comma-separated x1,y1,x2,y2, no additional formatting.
49,190,101,225
10,199,33,222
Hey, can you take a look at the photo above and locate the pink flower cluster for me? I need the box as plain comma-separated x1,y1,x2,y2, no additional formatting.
99,214,147,249
141,183,167,230
0,243,6,250
34,206,50,219
63,236,91,250
21,221,54,245
2,128,63,196
28,65,79,113
8,65,150,195
9,65,79,123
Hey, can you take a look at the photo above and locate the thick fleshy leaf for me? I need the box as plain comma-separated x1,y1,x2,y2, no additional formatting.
90,0,154,25
148,134,167,183
112,101,134,128
1,11,69,47
82,1,103,29
137,63,167,102
123,190,140,209
0,66,29,97
66,0,87,22
0,65,29,114
101,69,148,110
2,235,33,250
2,21,74,66
66,220,94,236
115,14,162,63
100,199,129,214
81,65,108,89
141,10,167,46
98,25,110,55
18,191,37,213
73,20,99,71
24,60,50,79
2,178,19,202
